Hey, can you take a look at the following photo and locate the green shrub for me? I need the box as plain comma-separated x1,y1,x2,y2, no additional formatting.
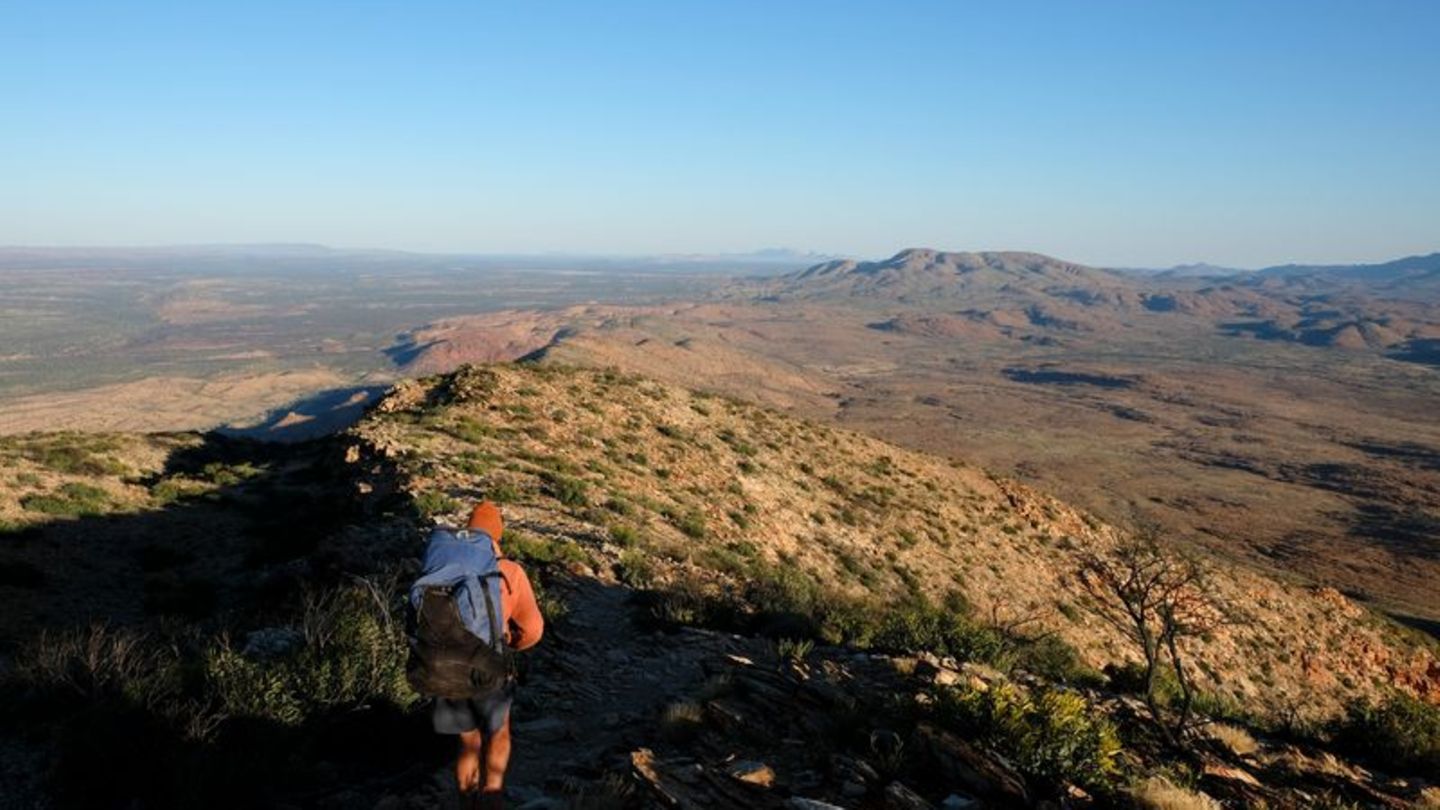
413,490,460,518
872,597,1010,663
667,508,707,539
543,472,589,507
530,576,570,624
604,496,635,516
616,549,657,589
454,452,493,476
1334,692,1440,775
200,462,260,486
0,517,29,535
204,584,414,726
444,416,496,444
504,530,588,567
1013,635,1105,687
150,477,208,505
486,480,521,503
21,482,114,517
935,681,1120,790
22,439,129,476
609,524,641,547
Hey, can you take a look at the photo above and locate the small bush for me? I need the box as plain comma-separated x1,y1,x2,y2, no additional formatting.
486,480,521,503
1334,692,1440,775
413,490,460,518
543,472,589,507
1012,635,1105,687
444,416,496,444
616,550,657,589
935,681,1120,791
504,530,588,567
22,439,129,476
150,478,208,505
609,524,641,547
604,496,635,516
667,508,707,539
200,462,261,486
204,584,414,725
530,576,570,624
21,482,114,517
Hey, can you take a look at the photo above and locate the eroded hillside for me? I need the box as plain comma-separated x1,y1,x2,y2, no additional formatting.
348,364,1439,720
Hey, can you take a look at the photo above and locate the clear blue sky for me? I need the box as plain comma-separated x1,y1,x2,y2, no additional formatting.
2,1,1436,267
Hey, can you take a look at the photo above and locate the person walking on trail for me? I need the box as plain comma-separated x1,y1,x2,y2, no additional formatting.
407,500,544,810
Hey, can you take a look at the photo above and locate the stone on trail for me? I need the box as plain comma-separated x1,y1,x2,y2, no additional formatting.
788,799,848,810
884,781,935,810
725,759,777,787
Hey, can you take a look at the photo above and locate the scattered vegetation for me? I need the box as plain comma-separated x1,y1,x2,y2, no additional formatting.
543,471,589,507
1333,691,1440,775
203,583,414,725
413,490,461,518
20,482,114,517
3,578,416,806
934,680,1121,791
4,434,130,476
503,530,588,567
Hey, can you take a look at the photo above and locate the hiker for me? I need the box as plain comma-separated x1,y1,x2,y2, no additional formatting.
408,500,544,810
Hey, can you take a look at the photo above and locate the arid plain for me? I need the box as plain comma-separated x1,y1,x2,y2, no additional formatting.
3,246,1438,627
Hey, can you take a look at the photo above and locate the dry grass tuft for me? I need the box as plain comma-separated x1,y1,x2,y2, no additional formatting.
1208,722,1259,757
660,699,706,742
1131,777,1222,810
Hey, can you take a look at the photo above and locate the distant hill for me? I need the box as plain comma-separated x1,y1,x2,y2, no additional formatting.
1257,251,1440,283
1252,252,1440,301
771,249,1142,311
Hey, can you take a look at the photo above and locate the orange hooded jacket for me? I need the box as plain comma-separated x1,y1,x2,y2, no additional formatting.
468,501,544,651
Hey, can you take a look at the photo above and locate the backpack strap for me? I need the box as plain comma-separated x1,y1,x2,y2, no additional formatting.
477,570,507,653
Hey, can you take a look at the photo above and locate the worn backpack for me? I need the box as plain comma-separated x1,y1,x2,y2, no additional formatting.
406,527,511,699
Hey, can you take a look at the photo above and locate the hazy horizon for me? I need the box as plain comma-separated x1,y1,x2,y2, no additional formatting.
4,1,1438,268
2,240,1437,272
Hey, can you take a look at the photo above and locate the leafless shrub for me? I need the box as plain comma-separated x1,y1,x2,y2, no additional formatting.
1079,534,1231,746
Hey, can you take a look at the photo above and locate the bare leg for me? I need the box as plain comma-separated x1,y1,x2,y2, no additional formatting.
456,729,483,802
481,713,513,797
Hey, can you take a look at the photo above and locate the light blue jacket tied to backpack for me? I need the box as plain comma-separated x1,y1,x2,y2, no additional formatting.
410,528,507,648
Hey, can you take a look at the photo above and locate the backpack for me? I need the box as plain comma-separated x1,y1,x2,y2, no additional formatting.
406,527,512,699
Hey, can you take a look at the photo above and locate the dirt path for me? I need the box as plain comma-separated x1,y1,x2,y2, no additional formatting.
403,573,752,809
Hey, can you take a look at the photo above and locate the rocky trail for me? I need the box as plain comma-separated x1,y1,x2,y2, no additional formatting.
388,550,762,809
384,565,1013,810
